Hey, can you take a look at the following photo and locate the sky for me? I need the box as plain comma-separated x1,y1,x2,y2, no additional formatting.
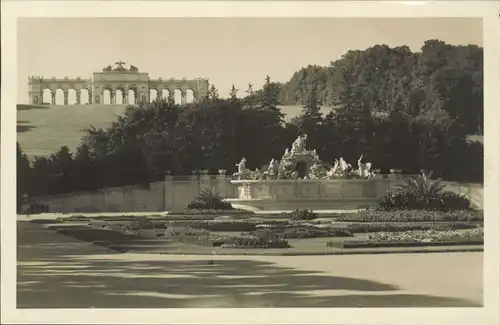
17,17,482,103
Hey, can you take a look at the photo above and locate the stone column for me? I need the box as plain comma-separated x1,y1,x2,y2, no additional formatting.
111,91,115,105
76,92,81,105
88,91,92,104
63,91,69,105
124,92,128,105
168,89,175,103
181,91,187,105
51,92,56,105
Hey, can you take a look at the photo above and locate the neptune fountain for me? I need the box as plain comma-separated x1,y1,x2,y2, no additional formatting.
226,135,392,213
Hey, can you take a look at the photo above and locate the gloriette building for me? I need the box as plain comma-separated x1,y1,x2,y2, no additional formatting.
27,61,210,105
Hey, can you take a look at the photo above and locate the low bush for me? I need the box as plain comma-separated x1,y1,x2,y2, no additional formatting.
186,189,234,210
380,191,471,211
334,209,483,223
249,226,353,239
23,201,50,214
379,173,471,211
290,209,318,221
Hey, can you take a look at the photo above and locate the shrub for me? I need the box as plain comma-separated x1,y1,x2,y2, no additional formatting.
380,173,471,211
440,192,471,210
290,209,318,221
23,201,50,214
186,188,234,210
334,209,483,222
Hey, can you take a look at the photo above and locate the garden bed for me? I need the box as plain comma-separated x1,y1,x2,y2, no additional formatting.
327,228,484,249
332,209,483,223
344,221,482,233
327,240,484,249
248,226,353,239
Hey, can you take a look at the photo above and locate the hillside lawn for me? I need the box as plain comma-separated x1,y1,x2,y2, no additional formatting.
16,103,482,158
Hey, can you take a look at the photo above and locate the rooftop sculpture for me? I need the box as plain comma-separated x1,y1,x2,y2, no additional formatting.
233,135,376,180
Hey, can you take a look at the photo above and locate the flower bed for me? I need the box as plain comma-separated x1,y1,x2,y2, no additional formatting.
327,240,484,249
345,222,482,233
333,209,483,223
165,219,288,232
164,226,230,247
367,228,483,242
248,226,353,239
220,236,290,249
163,226,290,248
326,228,484,249
176,209,251,215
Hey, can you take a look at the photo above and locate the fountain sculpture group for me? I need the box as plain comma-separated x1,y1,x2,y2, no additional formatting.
226,135,391,213
233,134,375,181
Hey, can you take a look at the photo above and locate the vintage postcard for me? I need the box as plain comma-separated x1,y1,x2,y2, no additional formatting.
1,1,499,324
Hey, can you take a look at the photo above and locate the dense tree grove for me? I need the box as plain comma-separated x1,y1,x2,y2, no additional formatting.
17,40,483,206
279,40,483,136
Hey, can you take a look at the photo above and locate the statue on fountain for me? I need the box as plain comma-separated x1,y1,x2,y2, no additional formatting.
233,157,250,180
264,158,279,179
291,134,307,155
357,154,373,178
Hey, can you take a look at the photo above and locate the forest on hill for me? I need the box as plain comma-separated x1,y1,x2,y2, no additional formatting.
277,39,483,136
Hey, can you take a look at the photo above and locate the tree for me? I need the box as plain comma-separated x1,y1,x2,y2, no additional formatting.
229,84,239,102
17,143,31,212
208,84,219,102
258,75,283,118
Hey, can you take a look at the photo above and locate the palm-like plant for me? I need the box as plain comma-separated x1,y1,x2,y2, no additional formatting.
187,187,233,210
394,172,446,202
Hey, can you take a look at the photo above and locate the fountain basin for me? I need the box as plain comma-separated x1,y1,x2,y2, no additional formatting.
226,178,393,213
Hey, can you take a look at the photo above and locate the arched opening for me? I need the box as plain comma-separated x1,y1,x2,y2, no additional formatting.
80,88,90,105
128,89,136,105
42,89,52,104
161,89,170,101
103,89,112,105
186,89,195,103
115,89,125,105
55,89,65,105
149,89,158,102
174,89,182,105
68,89,77,105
